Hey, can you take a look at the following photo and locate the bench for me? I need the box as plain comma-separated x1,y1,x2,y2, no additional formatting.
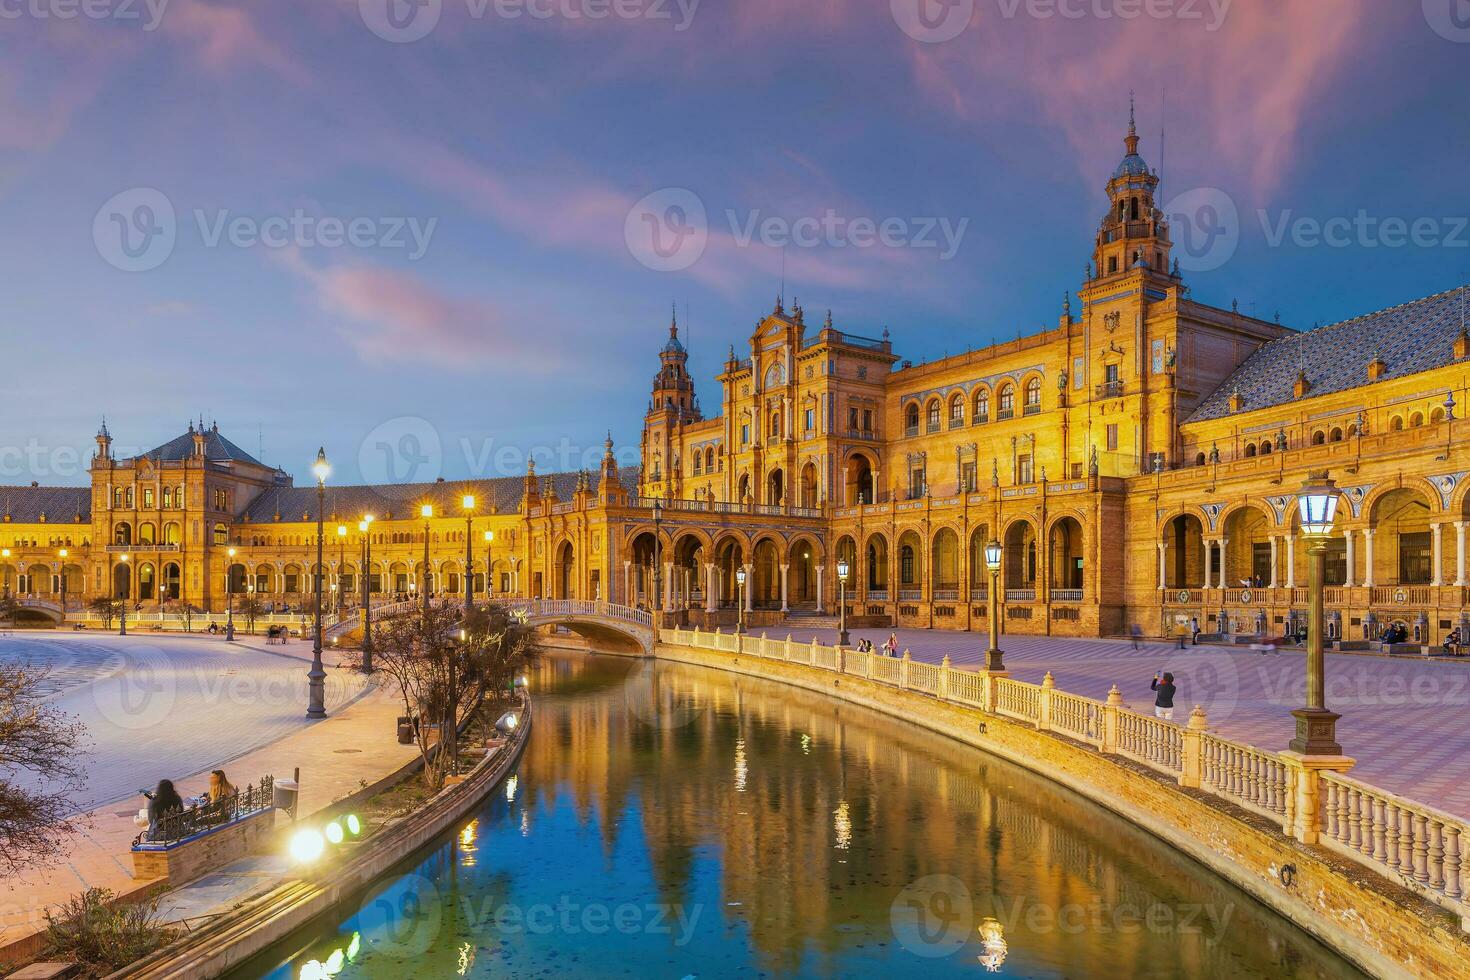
130,806,276,883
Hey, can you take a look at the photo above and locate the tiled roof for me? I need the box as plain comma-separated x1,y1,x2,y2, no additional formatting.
0,485,91,523
1188,284,1470,423
238,466,640,523
132,426,266,467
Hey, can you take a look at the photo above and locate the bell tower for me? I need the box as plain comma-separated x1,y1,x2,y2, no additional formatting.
641,307,702,495
1092,97,1172,280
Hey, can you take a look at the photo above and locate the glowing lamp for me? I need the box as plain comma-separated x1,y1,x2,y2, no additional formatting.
836,557,849,582
289,827,325,863
420,503,433,519
735,567,747,587
323,820,344,845
462,494,475,510
312,447,330,485
984,539,1003,573
1296,474,1339,537
345,813,362,836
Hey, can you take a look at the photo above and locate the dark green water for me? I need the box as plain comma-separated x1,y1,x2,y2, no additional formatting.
230,652,1364,978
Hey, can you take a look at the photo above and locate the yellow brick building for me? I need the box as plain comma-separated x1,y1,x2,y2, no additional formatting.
4,117,1469,646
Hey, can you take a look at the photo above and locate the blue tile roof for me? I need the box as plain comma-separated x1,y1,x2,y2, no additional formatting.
0,485,91,523
1188,284,1470,423
132,426,266,467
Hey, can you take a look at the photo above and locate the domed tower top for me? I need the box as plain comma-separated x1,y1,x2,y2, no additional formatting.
1092,95,1172,281
648,305,701,421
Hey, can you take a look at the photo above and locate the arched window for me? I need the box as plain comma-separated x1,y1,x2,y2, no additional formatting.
1311,430,1325,445
769,412,782,438
692,452,701,474
113,488,125,508
114,522,132,545
138,522,156,544
973,388,989,423
948,394,964,425
1023,377,1042,414
706,447,715,471
1410,412,1425,428
905,403,920,432
1194,452,1206,466
213,523,228,545
998,385,1015,418
926,400,941,432
1390,416,1404,431
1329,427,1343,442
1244,444,1257,458
1260,441,1272,455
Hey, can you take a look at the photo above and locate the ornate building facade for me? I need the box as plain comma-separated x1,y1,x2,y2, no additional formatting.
5,117,1470,644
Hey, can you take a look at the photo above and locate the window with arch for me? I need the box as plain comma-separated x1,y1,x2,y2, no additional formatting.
1260,441,1272,455
1410,412,1425,428
973,388,989,423
769,412,782,439
905,403,920,434
1390,416,1404,431
113,488,125,508
692,452,701,474
1311,430,1325,445
706,447,716,471
948,394,964,426
1431,407,1446,423
1194,452,1206,466
212,523,228,545
1023,377,1042,415
926,400,941,432
162,487,172,508
1244,444,1257,458
1329,427,1344,442
998,385,1015,419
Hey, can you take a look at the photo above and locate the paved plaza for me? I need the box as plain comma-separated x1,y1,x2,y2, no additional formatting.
0,631,371,812
771,626,1470,819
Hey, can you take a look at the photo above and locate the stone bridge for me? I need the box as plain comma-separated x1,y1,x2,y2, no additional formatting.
324,597,654,655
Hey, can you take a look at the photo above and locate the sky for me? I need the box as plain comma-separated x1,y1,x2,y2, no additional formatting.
3,0,1468,487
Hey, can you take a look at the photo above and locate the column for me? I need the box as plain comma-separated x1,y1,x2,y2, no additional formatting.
1431,523,1444,586
663,561,674,611
1202,539,1213,590
815,564,825,614
1363,529,1375,588
623,560,631,606
779,563,789,613
1343,530,1355,588
1285,535,1296,590
1218,537,1229,588
704,563,717,613
743,564,754,611
1157,542,1166,590
1456,521,1467,587
1268,536,1279,589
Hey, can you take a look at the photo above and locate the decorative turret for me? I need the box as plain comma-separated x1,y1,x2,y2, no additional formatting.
599,432,625,505
648,306,701,421
95,418,112,461
522,457,540,509
1092,96,1172,279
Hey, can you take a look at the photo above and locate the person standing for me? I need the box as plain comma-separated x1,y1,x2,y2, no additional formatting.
1151,671,1176,721
885,632,898,658
1130,623,1143,651
1190,617,1201,646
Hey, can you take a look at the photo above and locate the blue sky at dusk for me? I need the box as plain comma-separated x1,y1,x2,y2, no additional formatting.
4,0,1468,486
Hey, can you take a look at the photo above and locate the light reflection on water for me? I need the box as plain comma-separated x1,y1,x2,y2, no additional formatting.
233,652,1364,979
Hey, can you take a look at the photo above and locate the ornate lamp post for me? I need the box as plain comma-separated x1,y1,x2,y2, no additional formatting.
462,494,475,613
118,553,130,636
1291,473,1342,755
359,515,374,674
483,530,494,597
420,504,433,618
308,448,329,720
985,539,1004,672
57,547,68,617
735,566,746,634
336,524,347,616
836,556,850,646
2,547,10,599
224,546,237,640
651,498,663,622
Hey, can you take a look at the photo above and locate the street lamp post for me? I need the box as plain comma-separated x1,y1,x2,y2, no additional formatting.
420,504,433,619
484,530,494,598
359,515,374,674
1291,473,1342,755
735,566,746,634
985,539,1004,672
336,524,347,616
118,553,130,636
836,556,850,646
651,498,663,624
462,495,475,614
225,546,237,641
2,547,10,599
308,448,329,719
57,548,68,618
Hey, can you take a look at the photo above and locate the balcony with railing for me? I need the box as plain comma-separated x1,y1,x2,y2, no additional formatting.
1050,588,1083,602
1005,589,1036,602
1095,380,1124,399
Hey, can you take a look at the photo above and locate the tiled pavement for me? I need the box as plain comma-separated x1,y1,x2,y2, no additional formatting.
770,626,1470,820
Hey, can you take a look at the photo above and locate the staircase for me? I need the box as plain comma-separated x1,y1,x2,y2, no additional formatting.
782,613,841,631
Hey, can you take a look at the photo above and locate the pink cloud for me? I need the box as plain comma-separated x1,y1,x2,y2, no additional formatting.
163,0,310,82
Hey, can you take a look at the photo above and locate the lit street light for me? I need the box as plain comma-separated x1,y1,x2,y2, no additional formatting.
735,566,746,634
985,539,1004,672
836,556,850,647
359,515,374,674
57,547,68,618
336,524,347,616
1291,473,1342,755
462,494,475,614
484,529,494,598
308,447,330,720
225,546,237,641
118,552,130,636
420,503,433,619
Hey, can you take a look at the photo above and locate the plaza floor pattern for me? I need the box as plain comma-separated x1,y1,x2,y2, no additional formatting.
771,626,1470,820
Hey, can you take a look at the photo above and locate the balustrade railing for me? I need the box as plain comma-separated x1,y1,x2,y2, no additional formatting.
134,776,274,847
1050,588,1083,603
655,623,1470,927
1004,589,1036,602
898,589,922,602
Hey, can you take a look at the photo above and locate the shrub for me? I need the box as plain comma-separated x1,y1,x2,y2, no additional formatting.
44,887,176,976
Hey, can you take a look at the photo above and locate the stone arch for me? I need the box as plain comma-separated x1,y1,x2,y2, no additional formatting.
897,528,924,591
1047,515,1085,591
1369,486,1437,586
712,534,746,609
930,526,960,594
1002,518,1037,590
751,537,782,608
799,460,819,508
554,539,576,599
787,535,820,606
161,562,181,601
844,448,879,505
864,531,889,592
1220,504,1274,588
767,467,784,507
1162,512,1206,589
968,523,994,593
671,531,708,609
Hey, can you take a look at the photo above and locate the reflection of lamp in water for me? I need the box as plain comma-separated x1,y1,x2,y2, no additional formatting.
833,800,851,850
459,819,478,866
733,737,748,793
505,774,518,802
977,916,1007,971
457,940,476,977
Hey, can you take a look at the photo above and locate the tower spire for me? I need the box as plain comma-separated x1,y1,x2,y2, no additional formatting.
1125,91,1140,156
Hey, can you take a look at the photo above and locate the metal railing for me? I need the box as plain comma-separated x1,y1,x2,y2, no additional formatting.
133,776,274,847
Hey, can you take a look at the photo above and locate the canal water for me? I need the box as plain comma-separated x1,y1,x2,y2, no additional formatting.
232,651,1363,979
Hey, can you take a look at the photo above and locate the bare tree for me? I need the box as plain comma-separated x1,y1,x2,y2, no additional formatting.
0,594,18,625
236,595,263,634
163,599,194,632
87,597,119,630
0,661,88,875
